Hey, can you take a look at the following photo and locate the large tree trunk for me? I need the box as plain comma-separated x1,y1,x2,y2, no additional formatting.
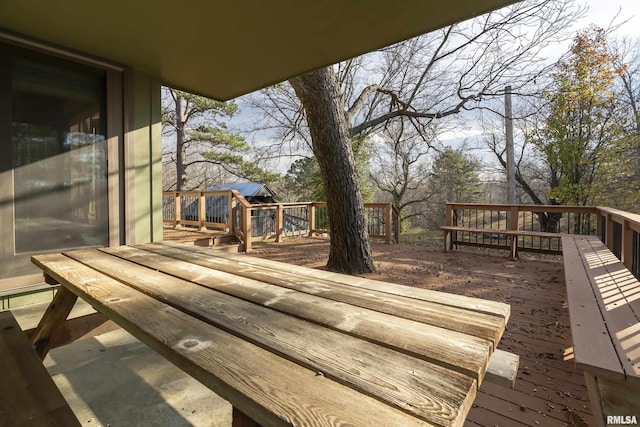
290,67,375,274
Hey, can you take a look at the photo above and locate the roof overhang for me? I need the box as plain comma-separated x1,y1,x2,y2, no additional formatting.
0,1,518,101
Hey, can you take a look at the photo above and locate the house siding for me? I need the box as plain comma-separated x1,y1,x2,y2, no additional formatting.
123,68,163,245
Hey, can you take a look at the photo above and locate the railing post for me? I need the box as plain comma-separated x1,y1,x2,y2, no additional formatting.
308,204,316,237
509,205,519,231
384,204,392,244
605,213,614,251
174,192,181,228
227,192,233,233
275,204,283,243
243,206,252,252
445,204,456,251
198,192,206,231
596,210,603,240
622,219,633,270
393,206,400,244
507,205,519,260
445,203,453,226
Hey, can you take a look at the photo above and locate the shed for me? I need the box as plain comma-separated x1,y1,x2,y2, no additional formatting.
209,182,277,204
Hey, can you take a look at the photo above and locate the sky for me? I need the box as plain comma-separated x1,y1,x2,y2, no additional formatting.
434,0,640,152
584,0,640,36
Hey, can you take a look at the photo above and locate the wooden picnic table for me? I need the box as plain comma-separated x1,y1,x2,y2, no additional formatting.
31,242,511,427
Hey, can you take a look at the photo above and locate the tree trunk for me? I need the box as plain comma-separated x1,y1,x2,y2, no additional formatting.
290,67,375,274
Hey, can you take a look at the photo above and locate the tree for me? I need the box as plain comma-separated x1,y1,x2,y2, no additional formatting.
529,27,632,207
613,37,640,209
426,148,484,227
285,135,373,203
162,88,276,191
614,37,640,133
290,70,375,274
368,119,436,227
250,0,582,273
284,157,325,201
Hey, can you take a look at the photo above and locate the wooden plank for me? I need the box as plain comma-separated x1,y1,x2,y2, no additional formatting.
31,253,465,427
24,312,119,351
30,285,78,360
62,249,478,425
159,241,510,320
580,236,640,381
583,373,606,427
0,310,81,427
562,236,623,378
100,245,494,384
485,349,519,389
153,242,508,345
138,243,505,346
440,226,567,239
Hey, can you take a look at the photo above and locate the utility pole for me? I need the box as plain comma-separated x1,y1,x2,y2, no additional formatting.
504,85,516,204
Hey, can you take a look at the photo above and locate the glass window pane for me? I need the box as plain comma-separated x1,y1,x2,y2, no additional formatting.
12,57,108,253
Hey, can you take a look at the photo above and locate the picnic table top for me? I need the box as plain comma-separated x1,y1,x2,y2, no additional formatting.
32,242,510,427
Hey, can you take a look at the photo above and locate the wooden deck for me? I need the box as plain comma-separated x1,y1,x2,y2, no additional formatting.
407,255,596,427
243,238,596,427
467,271,594,427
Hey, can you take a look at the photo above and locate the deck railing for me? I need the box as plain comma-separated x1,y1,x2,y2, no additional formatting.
446,203,640,278
162,191,400,252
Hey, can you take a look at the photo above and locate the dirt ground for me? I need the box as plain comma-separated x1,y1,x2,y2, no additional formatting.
249,237,564,301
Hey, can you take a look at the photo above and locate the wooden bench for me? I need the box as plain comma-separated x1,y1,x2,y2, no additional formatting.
442,225,566,259
0,310,81,427
562,235,640,426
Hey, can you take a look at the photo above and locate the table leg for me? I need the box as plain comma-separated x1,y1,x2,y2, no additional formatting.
583,372,606,427
31,286,78,360
232,407,262,427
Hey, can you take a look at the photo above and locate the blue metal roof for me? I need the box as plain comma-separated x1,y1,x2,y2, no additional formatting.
208,182,271,197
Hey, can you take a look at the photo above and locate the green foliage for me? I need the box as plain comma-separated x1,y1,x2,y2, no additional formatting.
426,148,484,228
430,148,484,203
529,27,636,206
284,157,326,201
284,136,374,202
162,90,238,127
351,134,375,203
162,88,277,189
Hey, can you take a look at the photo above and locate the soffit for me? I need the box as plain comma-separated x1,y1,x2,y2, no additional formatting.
0,0,518,100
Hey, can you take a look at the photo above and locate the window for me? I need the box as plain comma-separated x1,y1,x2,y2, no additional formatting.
1,43,111,280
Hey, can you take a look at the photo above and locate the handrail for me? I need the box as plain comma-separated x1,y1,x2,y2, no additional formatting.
445,203,640,279
162,191,399,252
